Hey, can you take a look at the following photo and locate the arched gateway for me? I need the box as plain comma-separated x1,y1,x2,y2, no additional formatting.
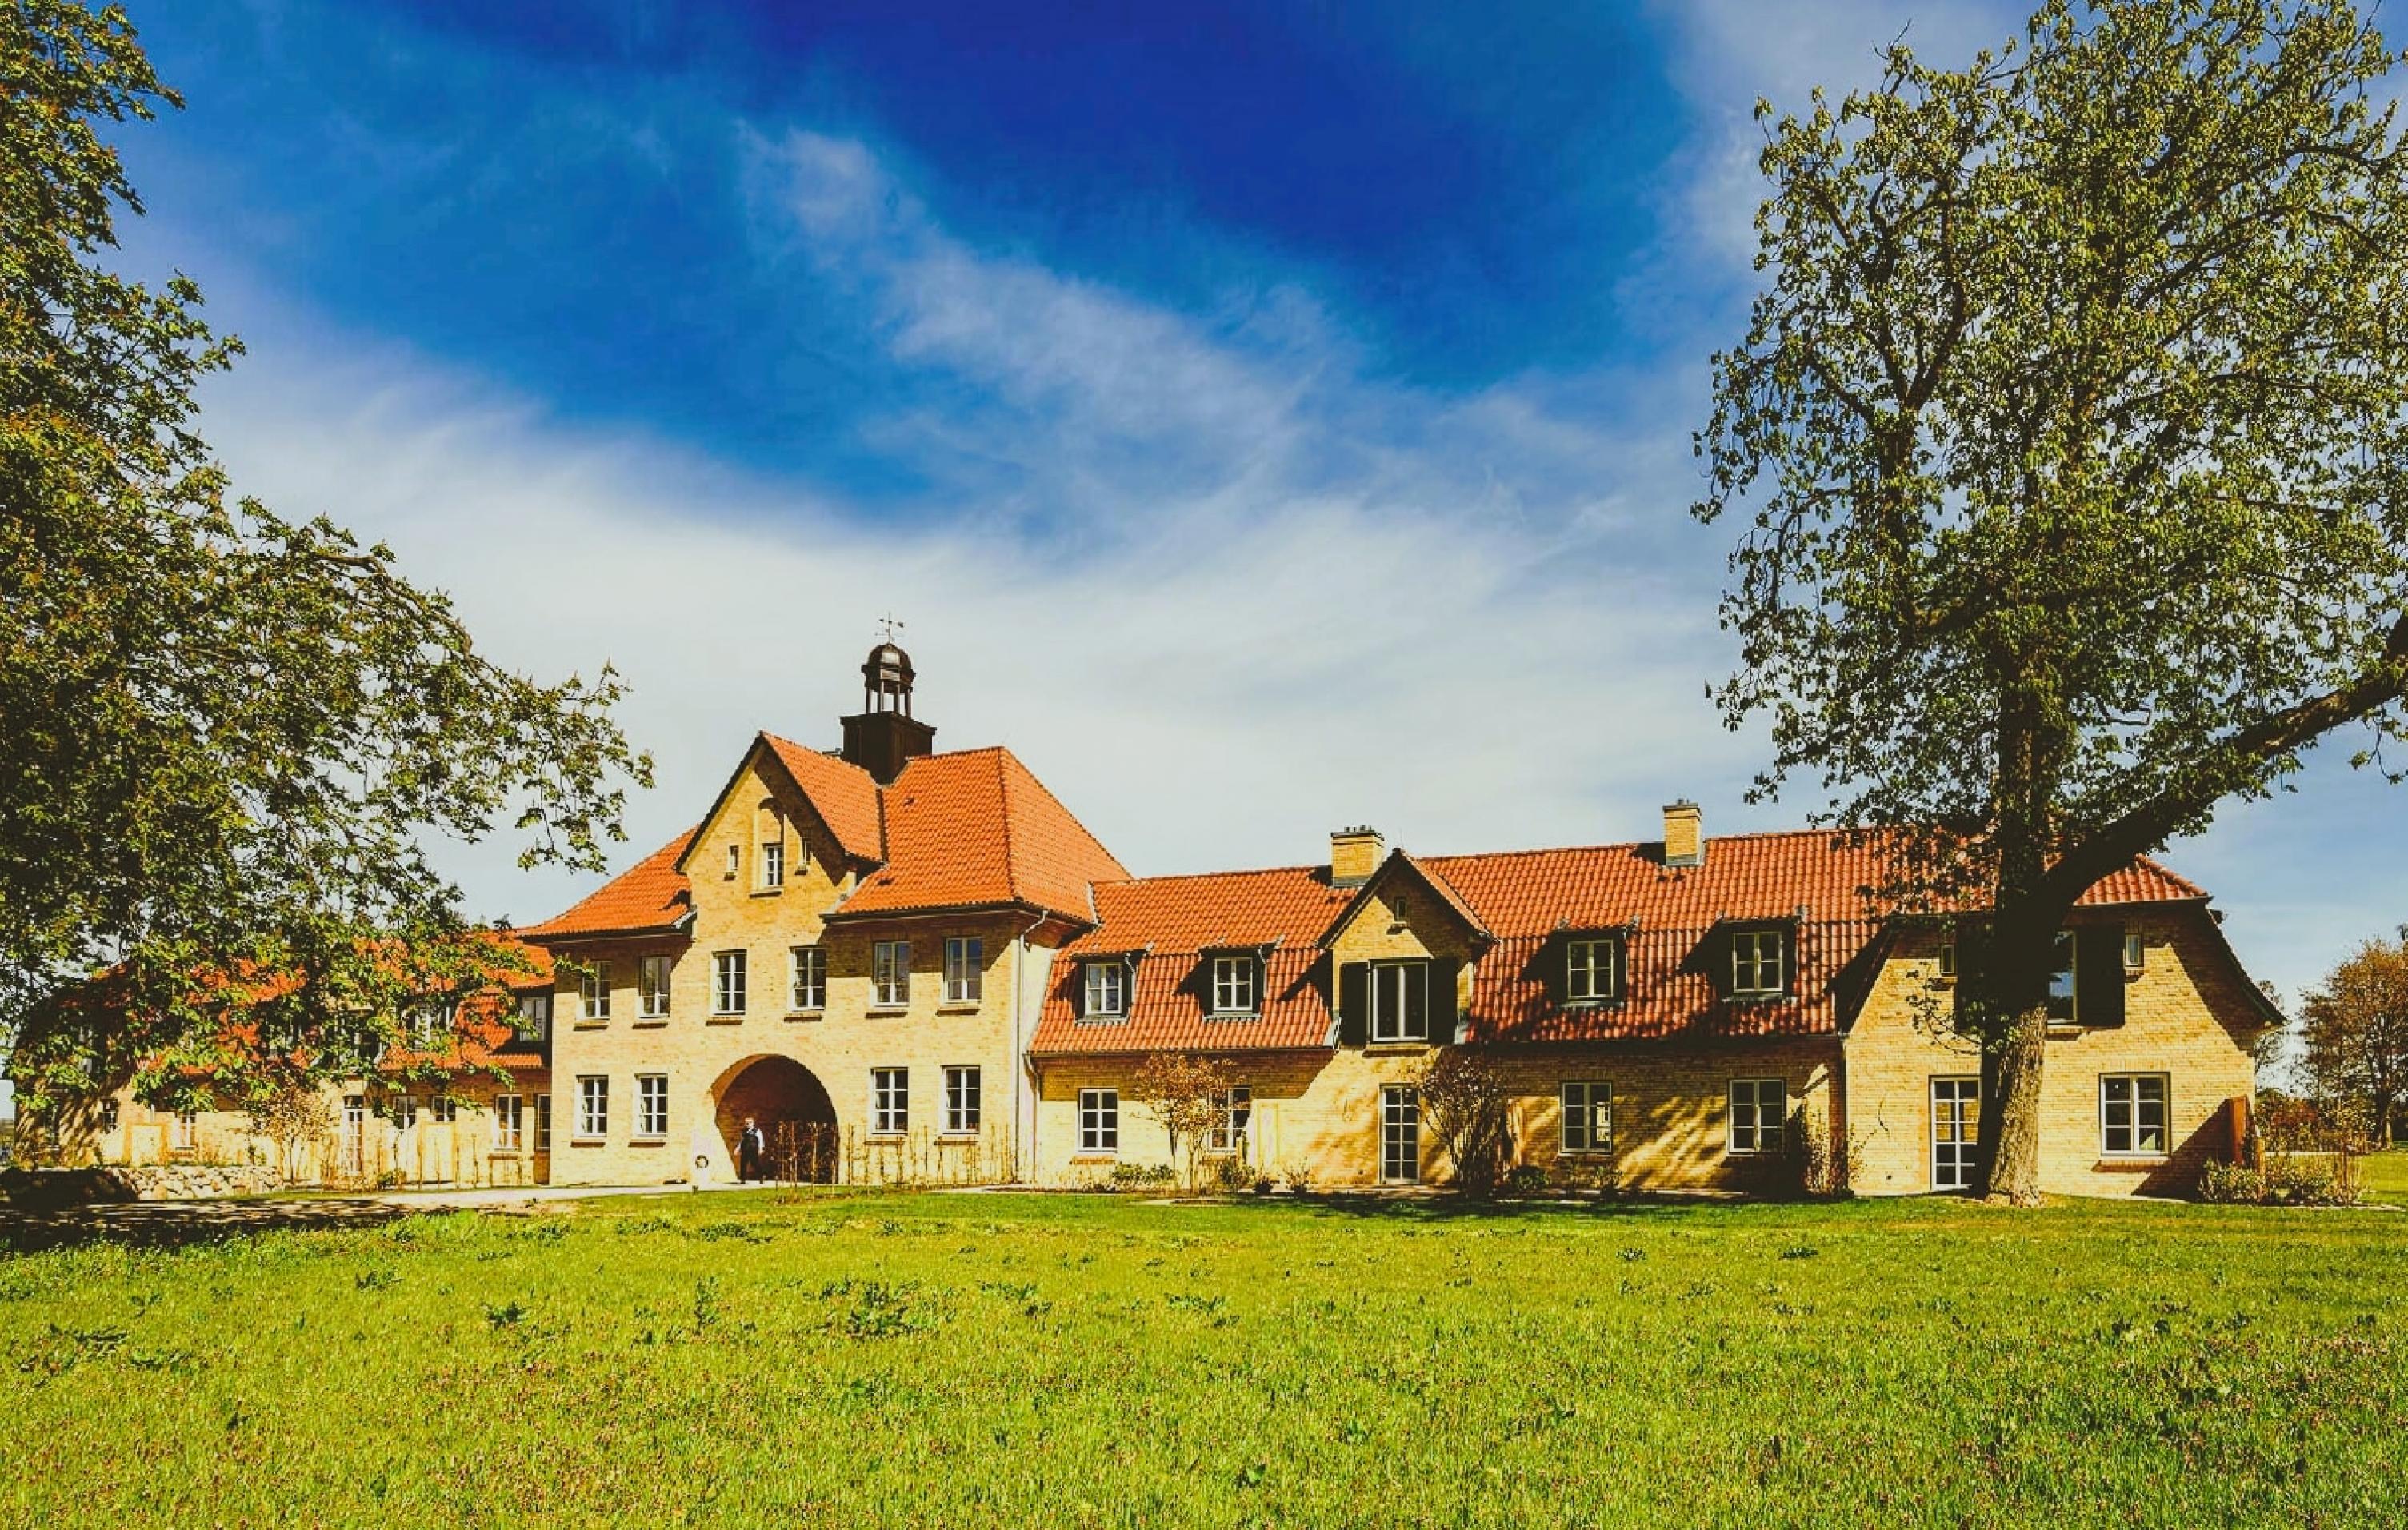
711,1055,838,1183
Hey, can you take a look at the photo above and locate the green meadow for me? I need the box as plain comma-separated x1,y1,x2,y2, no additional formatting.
2,1188,2404,1528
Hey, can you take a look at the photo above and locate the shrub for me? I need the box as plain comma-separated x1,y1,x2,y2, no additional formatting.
2197,1161,2266,1203
1503,1164,1550,1197
1106,1163,1175,1192
2198,1154,2360,1206
1416,1049,1516,1196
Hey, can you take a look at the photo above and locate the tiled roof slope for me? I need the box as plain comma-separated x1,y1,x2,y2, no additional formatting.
1030,867,1354,1054
519,827,698,939
1034,831,2209,1054
762,735,885,864
834,747,1130,924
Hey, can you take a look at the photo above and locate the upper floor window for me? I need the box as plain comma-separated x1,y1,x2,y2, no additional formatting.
713,951,747,1016
1727,1078,1786,1156
1211,955,1259,1016
1083,960,1126,1018
579,961,612,1022
873,941,911,1007
724,844,741,879
1730,929,1787,999
759,841,785,890
2101,1073,2168,1156
790,945,826,1013
944,937,983,1004
1566,936,1624,1003
1370,961,1429,1043
409,1002,450,1047
515,992,551,1041
2047,931,2078,1024
638,955,673,1019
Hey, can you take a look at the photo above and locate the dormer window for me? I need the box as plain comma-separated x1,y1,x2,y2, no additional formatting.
1370,961,1429,1043
1730,929,1787,999
1210,954,1259,1016
1083,961,1127,1018
1566,935,1624,1003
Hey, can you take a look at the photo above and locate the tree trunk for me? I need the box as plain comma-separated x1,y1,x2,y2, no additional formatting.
1982,1006,2049,1205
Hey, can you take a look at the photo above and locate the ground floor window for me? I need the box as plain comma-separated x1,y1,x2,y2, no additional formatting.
1379,1085,1420,1182
635,1074,669,1139
872,1068,910,1136
494,1094,522,1152
1206,1086,1252,1156
1727,1079,1786,1156
1931,1077,1979,1190
575,1076,608,1139
171,1109,198,1152
944,1066,982,1135
2101,1073,2169,1156
431,1097,458,1125
343,1095,366,1172
1079,1088,1118,1154
1561,1081,1613,1154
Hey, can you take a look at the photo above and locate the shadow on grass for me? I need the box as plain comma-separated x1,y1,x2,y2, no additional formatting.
0,1196,415,1255
1181,1188,1829,1224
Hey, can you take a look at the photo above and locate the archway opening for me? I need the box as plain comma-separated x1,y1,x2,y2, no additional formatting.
714,1055,839,1183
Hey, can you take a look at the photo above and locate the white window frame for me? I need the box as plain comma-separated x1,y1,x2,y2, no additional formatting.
1931,1076,1978,1190
634,1073,669,1139
1378,1085,1420,1183
638,954,673,1019
1206,1085,1252,1155
1561,1081,1613,1154
430,1097,458,1125
873,941,911,1008
1369,961,1430,1044
1078,1087,1119,1155
515,992,551,1040
494,1093,523,1152
1211,955,1259,1016
1730,929,1786,999
170,1109,198,1152
579,961,612,1022
1727,1078,1786,1156
789,945,826,1013
713,950,747,1016
871,1068,910,1136
2048,931,2079,1025
724,844,741,878
2100,1073,2170,1157
943,937,984,1004
409,1002,450,1047
574,1076,609,1140
1083,960,1126,1019
943,1065,982,1136
758,839,784,890
1565,937,1623,1004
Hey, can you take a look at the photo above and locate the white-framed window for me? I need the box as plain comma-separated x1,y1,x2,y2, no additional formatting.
871,1068,909,1135
759,840,785,889
2101,1073,2169,1156
515,991,551,1040
944,937,983,1004
392,1096,418,1133
1211,955,1258,1016
1931,1077,1978,1190
1566,937,1624,1003
1379,1085,1420,1183
534,1093,551,1152
579,961,612,1022
431,1097,458,1125
1730,930,1786,998
1937,939,1958,978
1083,960,1126,1018
2048,931,2079,1024
638,954,673,1019
724,844,741,878
494,1093,523,1152
1078,1088,1119,1154
409,1002,450,1046
98,1097,120,1133
170,1109,198,1152
1207,1085,1252,1155
575,1076,609,1139
1561,1081,1613,1153
2123,929,2146,973
944,1065,982,1135
635,1074,669,1139
1727,1078,1786,1156
789,945,826,1012
873,941,910,1007
713,950,747,1015
1370,961,1429,1043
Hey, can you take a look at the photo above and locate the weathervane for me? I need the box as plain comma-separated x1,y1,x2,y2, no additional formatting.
876,613,906,645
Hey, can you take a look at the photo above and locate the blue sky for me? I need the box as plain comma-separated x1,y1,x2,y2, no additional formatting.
56,0,2408,1061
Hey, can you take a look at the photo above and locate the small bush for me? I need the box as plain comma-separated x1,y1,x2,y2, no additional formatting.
1503,1165,1550,1197
2198,1155,2360,1206
1106,1163,1176,1192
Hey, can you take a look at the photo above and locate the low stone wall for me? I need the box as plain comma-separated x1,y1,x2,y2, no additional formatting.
1,1164,283,1208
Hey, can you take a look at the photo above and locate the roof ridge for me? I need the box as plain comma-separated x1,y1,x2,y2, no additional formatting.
1097,863,1326,887
994,747,1022,905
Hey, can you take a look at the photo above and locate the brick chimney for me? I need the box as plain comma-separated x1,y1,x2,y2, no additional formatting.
1330,825,1384,888
1662,801,1703,869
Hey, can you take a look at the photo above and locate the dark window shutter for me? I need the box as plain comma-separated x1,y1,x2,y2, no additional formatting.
2077,923,2126,1027
1427,958,1461,1045
1543,935,1567,1004
1070,962,1085,1019
1337,962,1368,1048
1951,924,1989,1029
1782,928,1798,998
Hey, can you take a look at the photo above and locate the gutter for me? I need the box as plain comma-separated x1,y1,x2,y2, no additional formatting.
1011,911,1046,1184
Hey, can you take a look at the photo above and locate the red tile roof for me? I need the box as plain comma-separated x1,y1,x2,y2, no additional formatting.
1033,830,2210,1055
762,735,885,864
518,827,698,939
832,747,1128,925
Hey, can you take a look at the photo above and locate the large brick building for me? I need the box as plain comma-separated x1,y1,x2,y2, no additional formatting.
58,644,2277,1197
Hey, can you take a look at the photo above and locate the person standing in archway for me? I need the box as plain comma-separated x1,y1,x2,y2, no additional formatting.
737,1117,766,1183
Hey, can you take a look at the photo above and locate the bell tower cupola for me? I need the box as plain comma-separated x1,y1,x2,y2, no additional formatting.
839,629,937,784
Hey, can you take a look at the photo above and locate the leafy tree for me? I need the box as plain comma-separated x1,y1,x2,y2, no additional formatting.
1129,1053,1234,1192
1696,0,2408,1202
1,3,650,1116
1415,1047,1516,1196
2300,929,2408,1146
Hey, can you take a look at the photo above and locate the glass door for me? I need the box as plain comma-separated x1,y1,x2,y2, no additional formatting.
1379,1085,1420,1184
1931,1077,1979,1191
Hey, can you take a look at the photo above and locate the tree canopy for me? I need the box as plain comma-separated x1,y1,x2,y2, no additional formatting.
1696,0,2408,1199
2300,929,2408,1145
0,2,650,1116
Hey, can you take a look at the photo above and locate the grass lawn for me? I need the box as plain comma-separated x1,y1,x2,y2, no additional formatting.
3,1190,2404,1527
2355,1148,2408,1202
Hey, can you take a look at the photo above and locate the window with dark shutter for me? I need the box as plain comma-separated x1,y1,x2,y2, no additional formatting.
2075,923,2126,1027
1426,958,1460,1045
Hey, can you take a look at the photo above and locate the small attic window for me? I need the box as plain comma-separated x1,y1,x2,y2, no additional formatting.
724,844,741,879
1083,961,1127,1019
